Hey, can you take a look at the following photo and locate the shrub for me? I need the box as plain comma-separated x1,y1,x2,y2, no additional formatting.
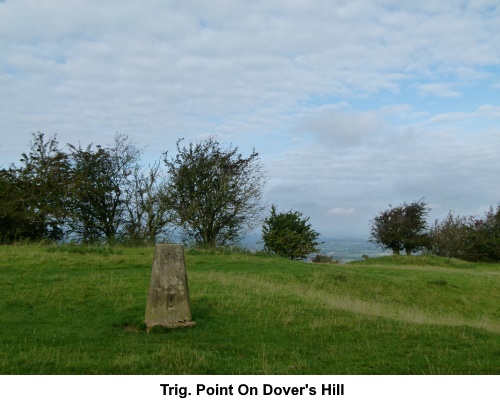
311,254,341,264
427,205,500,262
426,212,471,259
262,205,321,260
369,199,430,255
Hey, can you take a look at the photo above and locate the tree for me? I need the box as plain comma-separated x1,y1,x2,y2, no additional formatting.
67,134,141,243
0,132,70,242
427,205,500,262
163,137,266,247
262,205,321,260
123,159,173,244
369,199,430,255
466,205,500,262
0,169,34,243
1,132,178,245
427,212,471,259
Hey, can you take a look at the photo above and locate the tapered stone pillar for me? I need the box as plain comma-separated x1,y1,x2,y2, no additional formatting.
145,244,195,331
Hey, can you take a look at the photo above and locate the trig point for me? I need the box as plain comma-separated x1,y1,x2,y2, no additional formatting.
145,244,195,331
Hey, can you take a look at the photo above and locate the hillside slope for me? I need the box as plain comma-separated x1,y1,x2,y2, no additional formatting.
0,245,498,374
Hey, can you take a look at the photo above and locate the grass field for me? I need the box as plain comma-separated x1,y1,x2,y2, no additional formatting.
0,244,498,374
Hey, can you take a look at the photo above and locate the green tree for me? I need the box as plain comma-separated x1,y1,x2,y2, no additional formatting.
427,205,500,262
0,132,70,243
427,212,471,259
1,132,176,245
123,159,173,244
0,169,34,243
163,137,266,247
262,205,321,260
369,199,430,255
467,205,500,262
67,134,141,243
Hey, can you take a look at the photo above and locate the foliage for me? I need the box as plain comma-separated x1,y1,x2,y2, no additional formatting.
163,137,266,247
1,133,266,246
369,199,430,255
0,169,33,243
262,205,321,260
426,211,472,259
427,206,500,262
0,133,174,245
122,159,173,244
66,134,142,243
467,205,500,262
311,254,341,264
0,133,70,242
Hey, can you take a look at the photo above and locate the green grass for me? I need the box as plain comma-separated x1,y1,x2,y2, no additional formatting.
0,245,499,374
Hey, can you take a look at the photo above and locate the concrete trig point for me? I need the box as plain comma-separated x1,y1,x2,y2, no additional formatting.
145,244,195,331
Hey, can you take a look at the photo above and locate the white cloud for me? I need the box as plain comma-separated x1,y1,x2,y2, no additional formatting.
425,104,500,123
328,208,356,215
265,102,500,235
1,0,499,236
417,83,462,98
299,107,386,148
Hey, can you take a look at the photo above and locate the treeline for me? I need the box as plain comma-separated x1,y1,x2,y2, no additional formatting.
0,132,319,260
2,133,499,263
1,133,167,244
427,208,500,262
370,199,500,263
0,132,265,246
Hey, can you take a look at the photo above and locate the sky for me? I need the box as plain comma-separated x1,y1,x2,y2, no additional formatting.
1,0,499,238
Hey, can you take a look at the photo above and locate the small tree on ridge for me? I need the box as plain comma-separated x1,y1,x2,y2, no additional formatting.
163,137,266,247
262,205,321,260
369,199,430,255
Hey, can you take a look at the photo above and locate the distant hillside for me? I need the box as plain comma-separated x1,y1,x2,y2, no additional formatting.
241,235,391,262
317,237,391,262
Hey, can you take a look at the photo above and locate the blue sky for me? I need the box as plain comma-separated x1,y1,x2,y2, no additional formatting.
1,0,499,238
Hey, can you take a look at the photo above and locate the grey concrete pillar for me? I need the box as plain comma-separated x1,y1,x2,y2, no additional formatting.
145,244,195,330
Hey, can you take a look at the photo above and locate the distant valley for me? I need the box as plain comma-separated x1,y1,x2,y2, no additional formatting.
241,235,391,262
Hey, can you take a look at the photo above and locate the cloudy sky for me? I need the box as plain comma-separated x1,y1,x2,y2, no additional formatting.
1,0,499,238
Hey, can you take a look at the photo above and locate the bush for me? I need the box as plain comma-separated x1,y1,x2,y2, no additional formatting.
426,212,471,259
369,199,430,255
311,254,341,264
427,205,500,262
262,205,321,260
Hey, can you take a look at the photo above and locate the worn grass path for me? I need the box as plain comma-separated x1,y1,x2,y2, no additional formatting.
0,245,498,374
